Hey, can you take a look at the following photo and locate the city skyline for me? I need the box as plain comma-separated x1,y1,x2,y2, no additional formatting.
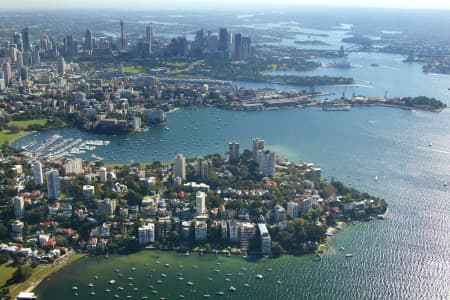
1,0,450,10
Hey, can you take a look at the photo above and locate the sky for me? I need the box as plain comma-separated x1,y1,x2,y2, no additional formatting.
1,0,450,10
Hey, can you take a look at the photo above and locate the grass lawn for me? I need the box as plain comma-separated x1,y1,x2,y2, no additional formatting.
123,66,145,74
0,130,33,145
0,262,16,288
8,253,86,299
165,61,189,68
10,119,47,129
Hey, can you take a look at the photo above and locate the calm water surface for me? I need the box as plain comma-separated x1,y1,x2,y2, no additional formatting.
21,32,450,300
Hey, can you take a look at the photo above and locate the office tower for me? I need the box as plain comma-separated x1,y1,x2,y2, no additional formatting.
46,169,61,200
64,35,74,57
242,36,251,58
234,33,242,59
195,29,205,49
14,32,23,51
145,24,153,55
174,154,186,180
17,51,23,68
10,46,18,63
218,28,228,51
196,191,207,214
13,196,25,218
40,36,49,51
85,29,93,50
57,56,66,75
23,51,32,65
2,62,11,87
228,141,240,162
252,138,265,159
177,37,187,57
32,50,40,65
22,27,30,52
120,19,124,50
32,161,43,185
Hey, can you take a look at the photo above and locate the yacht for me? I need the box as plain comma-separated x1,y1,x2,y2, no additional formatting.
217,291,225,295
256,274,263,279
276,280,282,285
186,281,194,286
345,253,353,258
88,283,94,287
109,280,116,284
229,286,237,292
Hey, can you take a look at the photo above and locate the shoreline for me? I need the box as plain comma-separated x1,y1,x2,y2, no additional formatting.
8,252,87,299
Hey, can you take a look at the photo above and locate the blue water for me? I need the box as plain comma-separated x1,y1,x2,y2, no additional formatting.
18,32,450,300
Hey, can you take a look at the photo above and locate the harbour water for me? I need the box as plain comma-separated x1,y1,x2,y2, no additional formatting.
19,29,450,300
28,105,450,299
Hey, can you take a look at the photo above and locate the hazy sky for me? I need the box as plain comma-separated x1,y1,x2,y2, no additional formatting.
1,0,450,10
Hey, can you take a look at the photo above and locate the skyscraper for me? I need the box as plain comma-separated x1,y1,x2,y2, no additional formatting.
57,56,66,76
22,27,30,52
234,33,242,59
46,169,61,200
242,36,252,58
32,161,43,185
64,35,74,57
13,32,23,51
120,19,125,50
2,62,11,87
84,29,93,51
229,141,240,162
174,154,186,180
218,28,228,51
145,24,153,55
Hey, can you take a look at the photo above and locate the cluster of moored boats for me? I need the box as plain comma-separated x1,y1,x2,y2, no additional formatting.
70,260,281,299
20,134,109,160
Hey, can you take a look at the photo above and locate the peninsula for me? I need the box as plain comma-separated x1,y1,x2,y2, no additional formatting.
0,136,387,297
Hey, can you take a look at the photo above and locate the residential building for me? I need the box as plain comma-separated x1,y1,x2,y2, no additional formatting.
252,138,265,159
240,222,256,252
195,221,207,241
228,141,240,162
174,153,186,180
158,216,172,239
229,220,240,242
46,169,61,200
83,185,95,200
287,201,300,218
196,191,207,214
258,223,271,255
96,199,116,216
274,204,286,222
63,158,83,175
13,196,25,218
32,161,43,185
220,221,228,240
138,223,155,245
99,167,107,183
262,150,275,177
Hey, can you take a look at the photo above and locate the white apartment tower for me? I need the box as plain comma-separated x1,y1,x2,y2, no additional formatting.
196,191,207,214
